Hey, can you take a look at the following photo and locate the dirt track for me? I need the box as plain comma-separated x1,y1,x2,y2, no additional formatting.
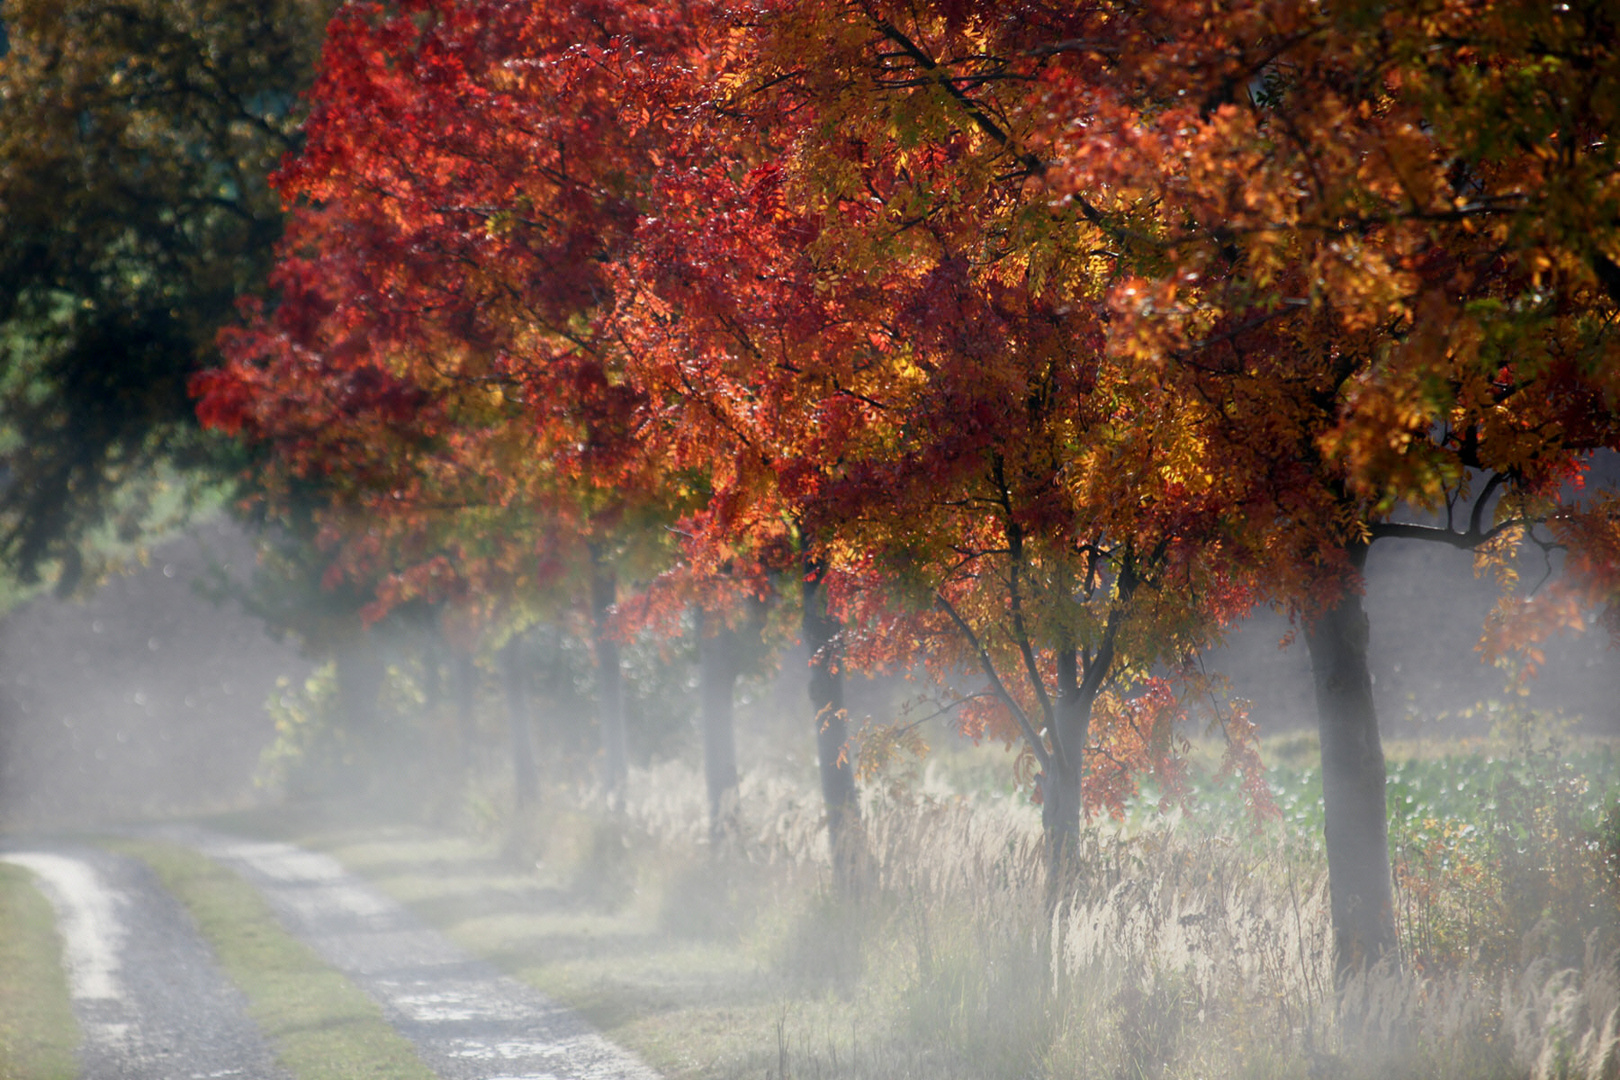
5,830,659,1080
0,842,287,1080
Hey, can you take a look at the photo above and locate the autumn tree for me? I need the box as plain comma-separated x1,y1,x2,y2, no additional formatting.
953,0,1620,970
198,0,713,805
619,3,1277,892
633,184,1266,885
1483,488,1620,682
204,0,895,862
198,0,1619,961
629,0,1619,963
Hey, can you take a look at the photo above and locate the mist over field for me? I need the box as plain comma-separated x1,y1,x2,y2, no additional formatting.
1,516,1616,832
4,1,1620,1079
0,511,1607,835
0,521,308,826
1220,536,1620,741
4,516,1620,1080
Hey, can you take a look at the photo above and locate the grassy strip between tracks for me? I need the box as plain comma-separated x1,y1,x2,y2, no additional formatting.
105,839,436,1080
0,861,78,1080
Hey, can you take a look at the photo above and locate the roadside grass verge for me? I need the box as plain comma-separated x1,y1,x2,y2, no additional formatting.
0,861,78,1080
104,838,435,1080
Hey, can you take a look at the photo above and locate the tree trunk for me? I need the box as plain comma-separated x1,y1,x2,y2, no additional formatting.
803,553,859,888
699,623,741,845
502,637,538,811
1043,644,1090,901
452,652,478,777
419,632,443,712
334,634,385,790
590,556,629,807
1306,542,1398,977
334,635,385,735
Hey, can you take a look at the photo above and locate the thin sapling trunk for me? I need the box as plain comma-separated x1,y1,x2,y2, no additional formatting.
699,623,741,845
502,636,538,811
452,652,478,778
590,554,630,808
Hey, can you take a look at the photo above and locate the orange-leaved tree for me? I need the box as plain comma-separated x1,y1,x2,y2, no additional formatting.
619,0,1277,892
983,0,1620,970
196,0,714,804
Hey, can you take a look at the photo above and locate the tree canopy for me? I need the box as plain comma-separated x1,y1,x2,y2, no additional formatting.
195,0,1620,966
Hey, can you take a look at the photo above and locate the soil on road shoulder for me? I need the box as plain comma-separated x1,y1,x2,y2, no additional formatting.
0,843,289,1080
164,825,662,1080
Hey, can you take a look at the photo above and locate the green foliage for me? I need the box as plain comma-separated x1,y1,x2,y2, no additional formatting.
260,645,464,811
259,661,352,800
1105,708,1620,977
0,0,335,583
197,512,375,657
1386,721,1620,973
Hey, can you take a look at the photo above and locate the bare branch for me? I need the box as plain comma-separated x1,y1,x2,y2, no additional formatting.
936,591,1051,773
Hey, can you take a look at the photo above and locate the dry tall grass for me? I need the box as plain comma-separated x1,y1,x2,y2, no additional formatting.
523,753,1620,1080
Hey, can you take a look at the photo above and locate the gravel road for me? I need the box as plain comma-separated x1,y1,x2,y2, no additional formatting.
0,842,289,1080
162,825,661,1080
6,829,662,1080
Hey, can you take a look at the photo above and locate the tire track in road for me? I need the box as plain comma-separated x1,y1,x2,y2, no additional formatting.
0,844,289,1080
164,825,662,1080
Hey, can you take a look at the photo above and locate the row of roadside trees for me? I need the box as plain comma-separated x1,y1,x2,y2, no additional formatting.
4,0,1618,979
